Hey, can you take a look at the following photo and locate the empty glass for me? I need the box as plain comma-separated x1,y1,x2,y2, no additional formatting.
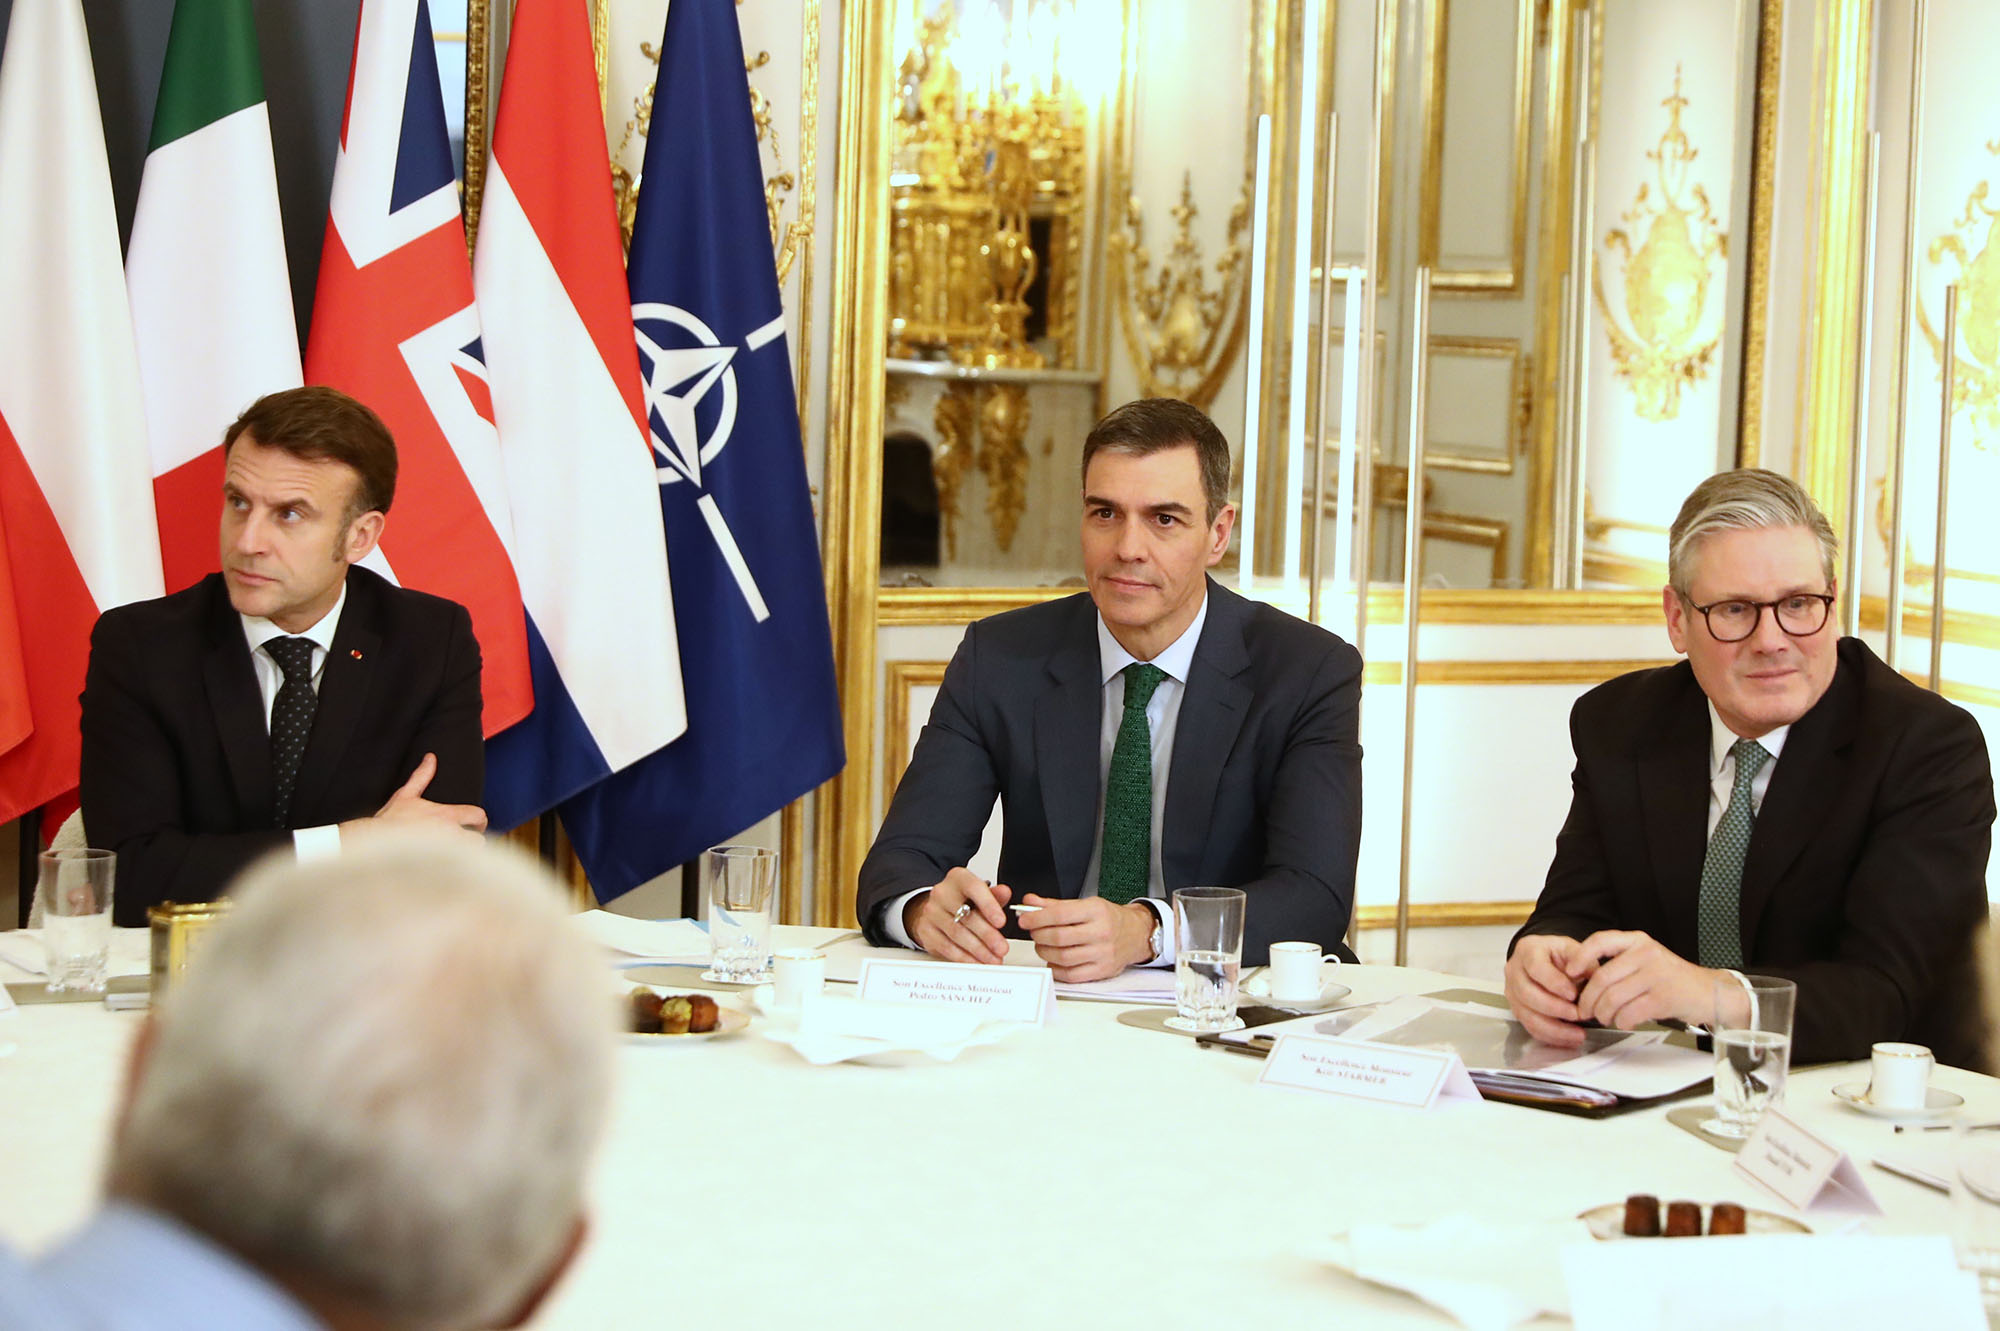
40,849,115,995
704,845,776,983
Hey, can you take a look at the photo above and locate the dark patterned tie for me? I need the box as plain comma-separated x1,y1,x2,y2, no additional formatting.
266,637,318,829
1097,663,1168,906
1696,738,1770,968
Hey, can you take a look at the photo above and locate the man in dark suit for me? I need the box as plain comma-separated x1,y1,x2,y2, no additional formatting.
81,387,486,924
1507,469,1994,1068
857,399,1363,981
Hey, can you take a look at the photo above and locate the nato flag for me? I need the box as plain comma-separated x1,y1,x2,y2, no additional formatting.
558,0,844,897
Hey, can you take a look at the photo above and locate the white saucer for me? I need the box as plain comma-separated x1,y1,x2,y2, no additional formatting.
1832,1082,1964,1120
1238,972,1353,1014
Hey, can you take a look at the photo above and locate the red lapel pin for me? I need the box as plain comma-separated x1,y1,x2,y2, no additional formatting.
350,649,363,660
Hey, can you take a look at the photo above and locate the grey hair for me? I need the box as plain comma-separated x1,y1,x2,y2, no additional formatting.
1667,468,1839,595
111,833,619,1330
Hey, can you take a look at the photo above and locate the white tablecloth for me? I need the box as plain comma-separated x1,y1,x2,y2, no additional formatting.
1,937,1988,1329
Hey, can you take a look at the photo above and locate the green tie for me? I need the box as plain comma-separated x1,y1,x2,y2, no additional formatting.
1696,738,1770,968
1097,663,1169,906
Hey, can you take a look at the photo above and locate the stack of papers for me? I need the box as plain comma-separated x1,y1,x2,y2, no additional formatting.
1053,968,1177,1004
572,911,710,965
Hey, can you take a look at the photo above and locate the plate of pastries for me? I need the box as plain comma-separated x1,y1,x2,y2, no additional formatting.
1579,1195,1810,1240
626,987,749,1041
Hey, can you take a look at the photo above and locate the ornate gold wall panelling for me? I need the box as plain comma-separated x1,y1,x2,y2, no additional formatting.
882,661,951,811
1356,901,1534,929
1736,0,1783,464
1360,657,1675,686
1525,0,1581,581
1416,0,1535,294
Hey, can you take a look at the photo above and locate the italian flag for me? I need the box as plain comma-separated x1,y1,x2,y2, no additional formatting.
127,0,301,593
0,0,163,824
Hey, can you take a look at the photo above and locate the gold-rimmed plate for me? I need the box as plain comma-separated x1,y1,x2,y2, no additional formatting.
1578,1201,1809,1240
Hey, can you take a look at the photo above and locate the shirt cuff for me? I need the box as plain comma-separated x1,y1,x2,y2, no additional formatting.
291,824,342,862
1138,897,1175,967
880,889,927,951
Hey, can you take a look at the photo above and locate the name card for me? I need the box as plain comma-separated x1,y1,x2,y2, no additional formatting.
855,959,1055,1027
1734,1106,1883,1217
1257,1034,1480,1109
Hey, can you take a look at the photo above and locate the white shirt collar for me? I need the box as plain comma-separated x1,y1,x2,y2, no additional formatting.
1706,700,1788,778
1095,590,1210,687
239,578,347,658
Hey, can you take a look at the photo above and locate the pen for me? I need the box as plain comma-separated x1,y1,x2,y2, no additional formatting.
1893,1122,1952,1133
1009,904,1042,914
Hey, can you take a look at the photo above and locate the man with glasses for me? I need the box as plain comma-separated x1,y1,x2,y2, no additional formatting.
1505,469,1994,1068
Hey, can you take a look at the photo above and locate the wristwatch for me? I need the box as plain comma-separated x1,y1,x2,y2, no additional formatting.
1144,910,1165,964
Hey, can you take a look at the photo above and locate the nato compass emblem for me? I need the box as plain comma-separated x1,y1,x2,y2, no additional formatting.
632,302,791,623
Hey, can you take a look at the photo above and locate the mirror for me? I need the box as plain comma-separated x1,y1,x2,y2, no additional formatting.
871,0,1779,604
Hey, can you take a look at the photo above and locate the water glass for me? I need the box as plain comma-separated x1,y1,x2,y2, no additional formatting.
705,845,775,982
1954,1121,2000,1315
1703,973,1796,1139
1169,887,1246,1033
40,848,115,995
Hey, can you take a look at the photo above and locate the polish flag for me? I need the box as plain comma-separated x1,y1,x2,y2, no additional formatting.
306,0,532,737
475,0,686,829
0,0,164,823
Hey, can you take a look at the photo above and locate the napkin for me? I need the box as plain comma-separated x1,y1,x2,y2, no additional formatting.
0,928,152,982
573,911,711,964
765,993,1020,1065
1562,1233,1985,1330
1321,1216,1586,1330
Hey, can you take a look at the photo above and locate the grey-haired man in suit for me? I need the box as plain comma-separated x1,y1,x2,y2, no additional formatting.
1506,469,1994,1068
856,398,1364,982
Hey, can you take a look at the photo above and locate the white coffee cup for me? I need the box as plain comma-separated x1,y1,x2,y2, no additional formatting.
1867,1041,1935,1110
1268,941,1326,1002
772,948,826,1010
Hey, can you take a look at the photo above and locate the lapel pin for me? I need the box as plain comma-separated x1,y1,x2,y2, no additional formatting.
350,649,363,660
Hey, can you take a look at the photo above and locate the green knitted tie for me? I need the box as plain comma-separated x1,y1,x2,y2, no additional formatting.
1696,738,1770,968
1098,663,1168,906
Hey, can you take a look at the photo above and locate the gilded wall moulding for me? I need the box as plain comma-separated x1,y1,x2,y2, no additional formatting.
1108,170,1253,411
1592,68,1726,423
1918,140,2000,448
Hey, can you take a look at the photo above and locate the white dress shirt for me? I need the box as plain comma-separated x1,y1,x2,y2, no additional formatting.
238,583,347,859
1704,703,1788,839
884,595,1213,967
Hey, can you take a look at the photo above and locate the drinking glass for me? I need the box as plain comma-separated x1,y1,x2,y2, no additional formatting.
705,845,775,983
1954,1120,2000,1316
40,848,115,995
1703,973,1796,1139
1168,887,1246,1033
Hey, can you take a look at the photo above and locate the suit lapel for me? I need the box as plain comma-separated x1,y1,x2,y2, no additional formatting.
1035,599,1102,897
1162,582,1251,887
1740,648,1857,937
201,579,276,826
289,573,381,821
1636,672,1711,957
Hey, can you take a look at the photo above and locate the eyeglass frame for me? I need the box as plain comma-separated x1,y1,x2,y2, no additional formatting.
1678,591,1836,643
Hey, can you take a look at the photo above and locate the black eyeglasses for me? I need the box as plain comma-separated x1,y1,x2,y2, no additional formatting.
1684,593,1835,643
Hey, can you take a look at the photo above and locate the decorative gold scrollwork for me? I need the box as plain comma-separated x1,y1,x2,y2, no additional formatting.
1591,67,1727,423
609,27,807,281
978,384,1030,552
931,382,977,560
1108,171,1253,411
1918,140,2000,448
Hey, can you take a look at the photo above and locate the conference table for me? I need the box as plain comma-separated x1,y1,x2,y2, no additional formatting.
2,926,1992,1329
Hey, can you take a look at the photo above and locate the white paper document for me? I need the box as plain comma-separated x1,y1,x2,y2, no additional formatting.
1299,994,1712,1100
573,911,711,964
1052,968,1177,1004
1563,1234,1985,1331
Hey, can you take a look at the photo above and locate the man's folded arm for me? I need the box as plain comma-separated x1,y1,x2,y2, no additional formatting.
856,633,1001,945
1232,643,1363,962
79,616,288,924
1755,706,1994,1065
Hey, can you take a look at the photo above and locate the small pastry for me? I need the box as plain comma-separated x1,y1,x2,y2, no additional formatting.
1622,1195,1661,1237
1707,1203,1747,1236
1664,1201,1702,1237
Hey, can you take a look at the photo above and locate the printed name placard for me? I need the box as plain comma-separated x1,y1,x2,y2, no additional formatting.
1256,1034,1480,1109
1734,1106,1883,1217
855,959,1055,1026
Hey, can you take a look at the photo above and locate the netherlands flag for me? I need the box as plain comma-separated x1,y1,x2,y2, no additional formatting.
476,0,686,830
305,0,532,739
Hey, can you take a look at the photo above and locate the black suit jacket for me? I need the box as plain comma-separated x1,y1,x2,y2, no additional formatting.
857,579,1364,964
1514,638,1994,1069
80,567,484,923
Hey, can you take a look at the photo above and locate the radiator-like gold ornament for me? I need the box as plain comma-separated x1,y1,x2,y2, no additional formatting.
1918,140,2000,449
1592,68,1727,423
